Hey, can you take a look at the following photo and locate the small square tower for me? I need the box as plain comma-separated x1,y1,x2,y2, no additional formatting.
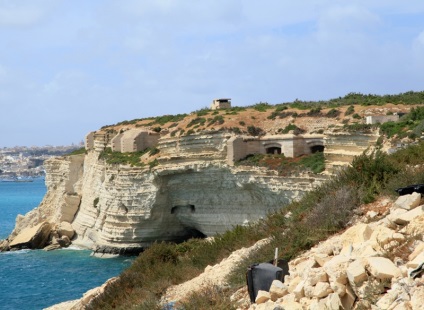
210,98,231,110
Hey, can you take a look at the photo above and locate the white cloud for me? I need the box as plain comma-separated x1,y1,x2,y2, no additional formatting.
0,0,58,27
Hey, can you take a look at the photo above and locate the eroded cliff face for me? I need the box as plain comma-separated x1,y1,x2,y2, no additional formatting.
6,133,329,254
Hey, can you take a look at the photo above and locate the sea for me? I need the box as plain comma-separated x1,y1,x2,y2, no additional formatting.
0,178,133,310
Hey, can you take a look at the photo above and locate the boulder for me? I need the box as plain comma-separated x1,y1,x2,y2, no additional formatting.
411,286,424,309
323,255,351,284
304,267,328,286
404,214,424,237
393,206,424,225
57,235,71,247
340,283,356,310
347,259,367,286
340,224,372,247
409,242,424,261
406,251,424,269
9,221,52,249
57,221,75,239
325,293,344,309
367,257,401,280
269,280,288,301
330,281,346,297
394,192,421,210
313,282,333,298
255,290,271,304
292,280,305,301
313,253,331,267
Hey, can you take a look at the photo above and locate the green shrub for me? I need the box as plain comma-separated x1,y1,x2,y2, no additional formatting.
251,102,272,112
196,108,210,117
345,105,355,116
239,121,245,126
187,118,206,127
152,127,161,133
326,108,340,118
352,113,361,119
207,115,225,126
300,152,325,173
247,125,264,136
98,148,148,167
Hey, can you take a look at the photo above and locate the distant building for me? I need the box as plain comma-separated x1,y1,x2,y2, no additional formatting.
210,98,231,110
365,115,399,125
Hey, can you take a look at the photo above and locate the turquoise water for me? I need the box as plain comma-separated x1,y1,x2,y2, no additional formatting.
0,179,132,310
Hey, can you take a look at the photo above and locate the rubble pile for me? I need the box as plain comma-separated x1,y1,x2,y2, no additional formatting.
240,193,424,309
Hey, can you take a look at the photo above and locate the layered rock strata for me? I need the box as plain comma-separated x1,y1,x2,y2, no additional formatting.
2,132,330,254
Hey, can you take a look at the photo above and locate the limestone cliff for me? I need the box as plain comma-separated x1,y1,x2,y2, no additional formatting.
5,132,330,254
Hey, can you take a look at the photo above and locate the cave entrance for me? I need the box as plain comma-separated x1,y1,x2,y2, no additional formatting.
266,146,282,154
310,145,324,153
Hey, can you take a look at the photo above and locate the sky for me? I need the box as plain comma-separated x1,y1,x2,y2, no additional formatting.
1,1,424,147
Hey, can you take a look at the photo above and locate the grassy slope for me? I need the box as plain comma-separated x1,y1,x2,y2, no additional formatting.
87,91,424,309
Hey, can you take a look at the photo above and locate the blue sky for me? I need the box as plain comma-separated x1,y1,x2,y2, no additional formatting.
1,1,424,147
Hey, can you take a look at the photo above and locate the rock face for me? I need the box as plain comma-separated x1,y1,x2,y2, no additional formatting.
4,133,329,254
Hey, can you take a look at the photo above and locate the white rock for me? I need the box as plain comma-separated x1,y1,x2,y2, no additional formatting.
288,276,302,293
292,280,305,301
410,286,424,310
341,283,356,310
405,214,424,237
347,259,367,285
330,281,346,297
57,221,75,239
269,280,288,301
406,251,424,269
325,293,344,310
394,192,421,210
313,281,333,298
304,267,328,286
367,257,401,280
394,206,424,225
340,224,372,247
323,255,351,284
409,242,424,261
313,253,331,267
255,290,271,304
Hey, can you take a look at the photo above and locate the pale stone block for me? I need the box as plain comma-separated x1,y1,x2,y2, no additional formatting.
280,301,303,310
387,208,407,223
405,214,424,237
269,280,288,301
394,192,421,210
409,242,424,261
305,267,328,286
347,259,367,285
288,276,302,293
314,253,331,267
394,206,424,225
303,283,314,298
292,280,305,301
376,289,398,309
9,221,52,249
340,224,372,246
313,281,333,298
57,221,75,239
255,290,271,304
330,281,346,297
255,301,282,310
340,241,378,258
325,293,344,310
411,286,424,310
341,283,356,310
370,226,398,247
323,255,351,284
367,257,401,280
406,251,424,269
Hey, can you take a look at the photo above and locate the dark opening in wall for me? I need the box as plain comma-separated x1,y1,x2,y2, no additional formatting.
171,204,195,214
310,145,324,153
266,147,282,154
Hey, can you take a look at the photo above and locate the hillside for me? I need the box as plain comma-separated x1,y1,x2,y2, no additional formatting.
3,91,424,309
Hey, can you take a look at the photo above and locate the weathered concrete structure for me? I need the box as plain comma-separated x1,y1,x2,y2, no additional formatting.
210,98,231,110
85,132,95,150
365,115,399,125
111,129,160,153
227,134,325,165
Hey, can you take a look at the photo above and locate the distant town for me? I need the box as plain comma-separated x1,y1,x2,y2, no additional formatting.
0,144,83,181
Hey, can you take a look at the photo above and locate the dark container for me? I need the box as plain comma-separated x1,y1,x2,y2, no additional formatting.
246,262,288,303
